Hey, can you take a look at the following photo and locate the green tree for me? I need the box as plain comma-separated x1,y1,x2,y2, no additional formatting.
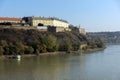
15,42,25,55
0,40,8,47
42,35,58,52
0,46,4,55
65,40,72,52
25,46,34,54
58,38,72,52
37,44,47,53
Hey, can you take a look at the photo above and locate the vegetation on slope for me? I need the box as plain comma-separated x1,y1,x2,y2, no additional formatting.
0,28,104,55
88,32,120,44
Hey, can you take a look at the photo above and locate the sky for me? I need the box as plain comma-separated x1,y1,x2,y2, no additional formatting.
0,0,120,32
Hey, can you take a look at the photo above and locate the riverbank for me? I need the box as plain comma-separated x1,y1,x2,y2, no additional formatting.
68,47,105,54
0,51,67,60
85,47,105,53
0,47,105,60
21,51,67,57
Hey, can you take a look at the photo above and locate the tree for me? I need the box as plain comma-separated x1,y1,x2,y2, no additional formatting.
64,40,72,52
25,46,34,54
37,44,47,53
0,46,4,55
0,40,8,47
15,42,25,55
42,35,58,52
58,38,72,52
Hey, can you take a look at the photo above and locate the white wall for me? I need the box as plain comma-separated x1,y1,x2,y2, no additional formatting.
53,20,68,28
32,18,69,28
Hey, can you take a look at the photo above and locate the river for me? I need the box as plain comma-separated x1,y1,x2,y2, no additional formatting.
0,45,120,80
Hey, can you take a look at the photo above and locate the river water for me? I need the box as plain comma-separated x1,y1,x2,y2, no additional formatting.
0,45,120,80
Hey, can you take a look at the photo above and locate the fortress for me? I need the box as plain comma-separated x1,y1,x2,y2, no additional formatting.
0,16,86,34
22,16,70,32
23,17,69,28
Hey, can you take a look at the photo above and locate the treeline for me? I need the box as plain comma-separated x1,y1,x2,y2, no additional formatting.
0,28,104,55
88,32,120,44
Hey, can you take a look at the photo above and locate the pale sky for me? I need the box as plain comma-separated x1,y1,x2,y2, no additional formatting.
0,0,120,32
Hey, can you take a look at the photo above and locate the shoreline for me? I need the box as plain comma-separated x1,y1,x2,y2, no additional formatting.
68,47,105,54
85,47,105,53
0,48,105,60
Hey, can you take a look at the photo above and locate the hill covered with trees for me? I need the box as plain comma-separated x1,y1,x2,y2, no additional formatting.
0,28,104,55
88,32,120,44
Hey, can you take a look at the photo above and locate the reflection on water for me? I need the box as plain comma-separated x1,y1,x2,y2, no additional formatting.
1,45,120,80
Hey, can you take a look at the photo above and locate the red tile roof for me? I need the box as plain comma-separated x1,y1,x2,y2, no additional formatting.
0,17,22,21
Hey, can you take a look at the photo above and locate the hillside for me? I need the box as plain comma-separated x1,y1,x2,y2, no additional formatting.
88,31,120,44
0,28,104,55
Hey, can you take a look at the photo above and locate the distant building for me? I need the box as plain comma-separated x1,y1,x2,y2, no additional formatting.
0,17,22,23
0,17,23,26
22,16,70,31
70,25,86,35
79,28,86,35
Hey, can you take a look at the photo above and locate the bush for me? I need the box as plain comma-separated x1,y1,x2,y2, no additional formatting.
25,46,34,54
0,46,4,55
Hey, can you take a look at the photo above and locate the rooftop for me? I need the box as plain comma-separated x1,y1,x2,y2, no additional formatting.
31,16,68,23
0,17,22,21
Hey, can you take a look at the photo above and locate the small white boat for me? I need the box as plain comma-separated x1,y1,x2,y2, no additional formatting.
16,55,21,60
10,55,21,60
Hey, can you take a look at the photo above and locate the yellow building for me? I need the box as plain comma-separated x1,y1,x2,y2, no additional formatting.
23,16,71,32
70,25,86,35
79,28,86,35
23,17,69,28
